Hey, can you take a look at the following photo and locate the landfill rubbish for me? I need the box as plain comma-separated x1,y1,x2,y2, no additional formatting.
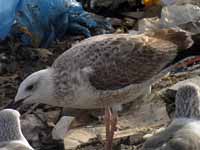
0,0,21,40
0,0,112,47
161,4,200,33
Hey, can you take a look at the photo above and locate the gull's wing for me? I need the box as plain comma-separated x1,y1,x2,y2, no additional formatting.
53,29,191,90
87,34,177,90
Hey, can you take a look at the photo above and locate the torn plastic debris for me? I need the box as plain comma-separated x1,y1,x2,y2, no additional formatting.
0,0,112,47
0,0,21,40
161,4,200,33
14,0,97,47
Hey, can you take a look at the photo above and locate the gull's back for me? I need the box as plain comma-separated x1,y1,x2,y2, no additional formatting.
143,84,200,150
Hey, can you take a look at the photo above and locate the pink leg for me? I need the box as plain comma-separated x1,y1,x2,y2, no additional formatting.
104,106,118,150
105,106,112,150
109,109,118,148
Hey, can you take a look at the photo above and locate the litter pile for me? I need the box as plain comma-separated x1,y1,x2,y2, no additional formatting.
0,0,112,47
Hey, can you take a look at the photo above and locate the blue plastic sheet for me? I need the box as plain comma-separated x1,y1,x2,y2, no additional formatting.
15,0,98,47
0,0,107,47
0,0,21,40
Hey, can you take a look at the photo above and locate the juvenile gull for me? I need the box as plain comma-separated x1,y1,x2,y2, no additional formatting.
0,109,33,150
143,83,200,150
14,29,194,150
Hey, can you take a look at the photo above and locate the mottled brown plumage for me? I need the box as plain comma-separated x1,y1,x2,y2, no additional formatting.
53,33,176,90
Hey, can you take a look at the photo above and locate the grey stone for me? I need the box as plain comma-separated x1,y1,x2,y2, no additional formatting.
21,114,45,142
138,17,161,32
52,116,75,140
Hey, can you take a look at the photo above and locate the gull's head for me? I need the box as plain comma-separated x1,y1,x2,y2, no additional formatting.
0,109,34,150
14,68,54,106
0,109,20,120
175,83,200,119
0,109,21,142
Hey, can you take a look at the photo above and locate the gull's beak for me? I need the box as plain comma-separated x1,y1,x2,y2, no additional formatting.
4,99,25,109
5,95,29,109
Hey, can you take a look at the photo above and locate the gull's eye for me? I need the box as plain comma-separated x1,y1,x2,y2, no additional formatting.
26,84,34,91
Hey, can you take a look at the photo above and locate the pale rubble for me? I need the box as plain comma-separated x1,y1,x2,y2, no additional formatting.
139,4,200,34
63,94,169,150
46,109,62,126
121,12,144,19
138,17,161,32
52,116,75,140
20,113,46,148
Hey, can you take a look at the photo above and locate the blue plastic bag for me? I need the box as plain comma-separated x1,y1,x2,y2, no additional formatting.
0,0,110,47
0,0,21,40
14,0,99,47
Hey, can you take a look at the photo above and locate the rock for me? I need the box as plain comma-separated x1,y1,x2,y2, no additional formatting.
138,17,161,32
143,133,153,140
161,4,200,33
64,128,97,150
123,18,137,27
109,18,123,26
120,144,136,150
155,127,165,134
129,133,144,145
46,109,62,126
121,11,144,19
143,127,165,140
128,30,140,35
33,48,53,63
143,5,162,18
89,0,139,13
52,116,75,140
0,53,17,75
21,114,46,148
90,0,131,11
0,62,6,75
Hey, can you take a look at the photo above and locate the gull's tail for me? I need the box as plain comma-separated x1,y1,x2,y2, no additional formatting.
146,28,194,49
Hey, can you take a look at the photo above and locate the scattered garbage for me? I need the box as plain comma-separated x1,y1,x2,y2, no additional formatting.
0,0,112,47
52,116,75,140
160,0,176,5
161,4,200,32
165,0,200,6
0,0,21,40
138,17,161,32
139,4,200,34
